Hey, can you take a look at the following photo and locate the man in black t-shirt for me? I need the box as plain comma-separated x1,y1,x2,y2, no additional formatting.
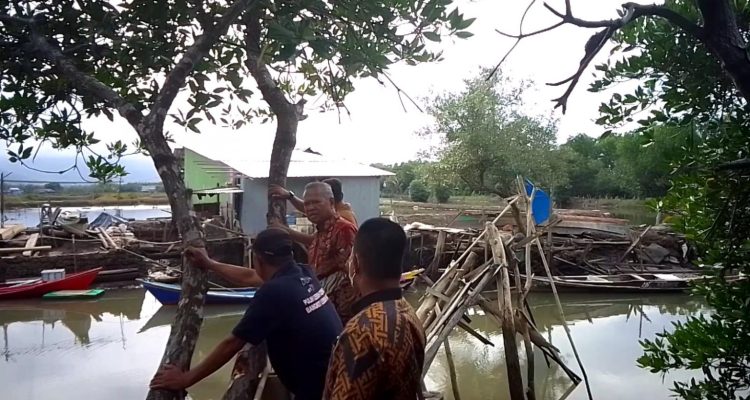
151,228,343,400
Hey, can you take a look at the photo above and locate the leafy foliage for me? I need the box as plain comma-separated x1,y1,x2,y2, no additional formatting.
0,0,475,181
557,127,689,201
420,71,565,195
587,1,750,397
408,179,430,202
433,183,451,203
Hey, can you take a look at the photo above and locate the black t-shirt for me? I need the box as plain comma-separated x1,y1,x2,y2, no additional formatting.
232,261,343,400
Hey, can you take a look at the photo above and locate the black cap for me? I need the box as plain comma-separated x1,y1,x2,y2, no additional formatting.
253,228,293,257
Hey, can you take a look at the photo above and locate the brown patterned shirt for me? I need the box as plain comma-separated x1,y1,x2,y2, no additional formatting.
308,215,358,323
324,288,426,400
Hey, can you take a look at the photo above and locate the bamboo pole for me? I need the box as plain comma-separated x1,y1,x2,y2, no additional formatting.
487,223,525,400
618,226,652,263
22,233,40,256
252,358,271,400
444,339,462,400
423,264,498,371
0,245,52,254
428,230,447,276
534,237,593,400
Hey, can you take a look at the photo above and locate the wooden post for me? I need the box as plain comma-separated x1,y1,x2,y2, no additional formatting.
428,230,447,276
444,339,461,400
488,223,525,400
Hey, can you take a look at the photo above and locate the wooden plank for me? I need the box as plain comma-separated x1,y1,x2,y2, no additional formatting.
0,245,52,254
618,226,652,262
99,228,119,249
0,224,25,240
22,233,40,256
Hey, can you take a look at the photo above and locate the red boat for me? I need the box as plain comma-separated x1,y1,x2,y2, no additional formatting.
0,268,102,300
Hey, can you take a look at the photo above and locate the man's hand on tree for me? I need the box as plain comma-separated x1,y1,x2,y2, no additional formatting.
269,184,291,200
184,246,212,269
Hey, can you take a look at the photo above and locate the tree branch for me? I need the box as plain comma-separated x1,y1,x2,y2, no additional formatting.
147,0,258,128
538,1,703,113
242,7,304,121
24,30,144,128
495,21,564,39
489,0,538,78
492,1,706,113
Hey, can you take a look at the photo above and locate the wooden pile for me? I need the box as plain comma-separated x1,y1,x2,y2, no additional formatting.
417,180,595,400
405,206,694,280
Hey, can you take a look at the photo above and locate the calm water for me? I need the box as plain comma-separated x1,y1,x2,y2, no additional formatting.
3,205,172,227
0,290,705,400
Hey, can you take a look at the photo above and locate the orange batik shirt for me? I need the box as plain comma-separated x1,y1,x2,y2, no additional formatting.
308,215,358,323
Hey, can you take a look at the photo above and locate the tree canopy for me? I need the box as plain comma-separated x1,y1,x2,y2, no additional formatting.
419,72,564,195
0,1,475,399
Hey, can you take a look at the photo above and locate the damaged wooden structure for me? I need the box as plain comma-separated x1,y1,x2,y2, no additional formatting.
405,203,696,286
417,180,594,400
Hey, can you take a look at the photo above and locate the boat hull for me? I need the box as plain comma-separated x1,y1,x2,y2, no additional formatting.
527,274,691,293
94,268,141,283
138,279,256,305
0,268,102,300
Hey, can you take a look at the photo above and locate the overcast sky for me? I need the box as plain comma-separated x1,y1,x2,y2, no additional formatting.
2,0,644,182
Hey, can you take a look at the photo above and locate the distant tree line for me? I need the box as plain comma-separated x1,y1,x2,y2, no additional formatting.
1,182,164,195
375,72,690,205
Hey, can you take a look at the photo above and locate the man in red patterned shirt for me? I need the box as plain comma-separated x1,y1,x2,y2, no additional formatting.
281,182,358,323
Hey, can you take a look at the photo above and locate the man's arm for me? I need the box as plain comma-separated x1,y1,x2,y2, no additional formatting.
151,335,245,390
288,194,305,214
287,228,314,246
206,259,263,287
185,247,263,287
269,184,305,213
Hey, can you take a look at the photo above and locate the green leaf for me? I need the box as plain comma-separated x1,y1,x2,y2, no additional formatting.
455,31,473,39
455,17,475,30
423,31,441,42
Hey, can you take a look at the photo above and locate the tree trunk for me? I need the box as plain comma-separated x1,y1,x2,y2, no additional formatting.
267,114,297,223
697,0,750,103
243,10,304,224
142,124,209,400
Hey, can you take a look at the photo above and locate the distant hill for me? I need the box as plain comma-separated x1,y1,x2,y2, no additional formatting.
0,152,159,183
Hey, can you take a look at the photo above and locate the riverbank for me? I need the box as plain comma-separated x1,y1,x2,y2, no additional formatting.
2,192,168,208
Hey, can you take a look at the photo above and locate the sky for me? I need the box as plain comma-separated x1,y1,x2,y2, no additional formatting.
1,0,643,182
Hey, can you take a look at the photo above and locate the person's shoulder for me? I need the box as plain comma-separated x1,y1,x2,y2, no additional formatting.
342,307,375,337
334,216,357,231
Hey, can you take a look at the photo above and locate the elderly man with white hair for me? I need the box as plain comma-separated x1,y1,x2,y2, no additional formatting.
274,181,359,323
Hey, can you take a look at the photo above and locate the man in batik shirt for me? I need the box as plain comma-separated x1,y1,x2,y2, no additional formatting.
280,181,358,323
325,218,425,400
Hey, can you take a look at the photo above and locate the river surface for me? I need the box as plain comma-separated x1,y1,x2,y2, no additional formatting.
0,290,705,400
3,205,172,227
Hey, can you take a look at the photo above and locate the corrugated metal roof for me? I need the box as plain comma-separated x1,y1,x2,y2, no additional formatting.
184,146,394,179
192,187,244,194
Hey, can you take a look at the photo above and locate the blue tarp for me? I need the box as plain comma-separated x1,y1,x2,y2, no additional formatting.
88,212,130,230
524,179,551,225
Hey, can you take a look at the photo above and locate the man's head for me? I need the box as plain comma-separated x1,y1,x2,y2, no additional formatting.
322,178,344,204
252,228,294,281
348,218,405,292
303,181,335,225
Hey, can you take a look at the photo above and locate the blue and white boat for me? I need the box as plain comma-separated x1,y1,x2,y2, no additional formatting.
137,279,257,305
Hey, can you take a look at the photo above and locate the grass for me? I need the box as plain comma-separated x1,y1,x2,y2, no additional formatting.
3,192,168,208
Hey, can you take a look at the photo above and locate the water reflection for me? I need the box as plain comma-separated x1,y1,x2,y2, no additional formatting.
426,293,706,400
0,290,706,400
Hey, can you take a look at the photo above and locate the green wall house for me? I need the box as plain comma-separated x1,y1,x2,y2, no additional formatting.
178,145,393,235
180,148,241,221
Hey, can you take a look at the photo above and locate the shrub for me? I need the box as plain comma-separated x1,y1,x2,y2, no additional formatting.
409,180,429,202
433,184,451,203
